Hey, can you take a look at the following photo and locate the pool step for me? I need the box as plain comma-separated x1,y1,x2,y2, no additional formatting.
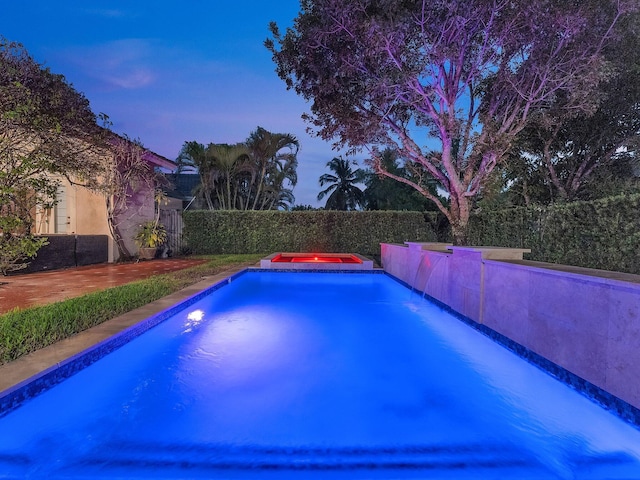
88,441,534,470
2,441,636,478
56,441,561,477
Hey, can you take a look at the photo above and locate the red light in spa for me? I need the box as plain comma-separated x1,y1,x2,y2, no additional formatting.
271,253,363,264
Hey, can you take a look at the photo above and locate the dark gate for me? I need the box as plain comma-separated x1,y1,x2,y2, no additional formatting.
159,209,183,255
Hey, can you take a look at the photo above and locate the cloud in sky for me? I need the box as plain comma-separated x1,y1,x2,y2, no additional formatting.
58,39,158,90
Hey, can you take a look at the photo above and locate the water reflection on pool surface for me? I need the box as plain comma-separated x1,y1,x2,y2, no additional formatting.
1,271,639,479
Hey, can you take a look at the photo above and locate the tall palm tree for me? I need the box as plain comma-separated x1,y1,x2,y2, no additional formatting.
245,126,299,210
317,157,366,210
207,143,250,209
177,141,216,210
177,141,250,210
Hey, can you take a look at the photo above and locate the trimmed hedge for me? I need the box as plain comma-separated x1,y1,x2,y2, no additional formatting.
468,193,640,274
182,195,640,274
183,210,436,257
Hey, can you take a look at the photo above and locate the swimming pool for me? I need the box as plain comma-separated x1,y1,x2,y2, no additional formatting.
1,271,640,478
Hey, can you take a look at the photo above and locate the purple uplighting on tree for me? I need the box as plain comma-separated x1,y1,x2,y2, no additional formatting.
267,0,635,244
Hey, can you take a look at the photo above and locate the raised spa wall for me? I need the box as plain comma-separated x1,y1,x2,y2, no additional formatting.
381,242,640,412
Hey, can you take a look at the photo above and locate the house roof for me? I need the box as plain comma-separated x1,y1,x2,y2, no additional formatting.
141,150,175,171
108,130,176,171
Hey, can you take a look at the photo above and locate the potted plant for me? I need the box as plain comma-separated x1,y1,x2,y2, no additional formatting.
134,220,167,260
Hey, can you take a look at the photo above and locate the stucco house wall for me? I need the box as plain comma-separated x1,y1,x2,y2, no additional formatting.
33,143,174,263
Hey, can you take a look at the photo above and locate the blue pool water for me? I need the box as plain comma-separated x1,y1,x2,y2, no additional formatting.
1,271,640,479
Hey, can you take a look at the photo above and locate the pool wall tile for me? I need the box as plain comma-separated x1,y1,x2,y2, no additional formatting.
382,242,640,429
482,265,531,341
446,248,483,321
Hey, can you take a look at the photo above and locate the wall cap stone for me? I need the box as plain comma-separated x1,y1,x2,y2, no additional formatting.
450,246,531,260
405,242,453,252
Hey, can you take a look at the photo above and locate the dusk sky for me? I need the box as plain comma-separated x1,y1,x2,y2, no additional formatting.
2,1,349,207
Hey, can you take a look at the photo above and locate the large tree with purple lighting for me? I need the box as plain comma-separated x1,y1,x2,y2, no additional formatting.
267,0,633,244
506,10,640,203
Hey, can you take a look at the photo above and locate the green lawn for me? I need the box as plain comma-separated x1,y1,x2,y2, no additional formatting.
0,254,264,365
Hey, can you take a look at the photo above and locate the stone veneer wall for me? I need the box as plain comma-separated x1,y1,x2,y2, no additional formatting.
381,242,640,412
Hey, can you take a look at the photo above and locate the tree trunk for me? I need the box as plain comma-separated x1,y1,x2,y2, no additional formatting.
251,165,267,210
108,219,132,260
226,175,232,210
450,221,468,246
106,196,133,259
448,194,471,246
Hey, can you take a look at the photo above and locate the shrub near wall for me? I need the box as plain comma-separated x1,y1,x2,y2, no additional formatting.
468,194,640,275
183,210,436,257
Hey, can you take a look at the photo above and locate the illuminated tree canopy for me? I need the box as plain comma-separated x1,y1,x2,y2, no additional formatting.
506,11,640,203
267,0,633,243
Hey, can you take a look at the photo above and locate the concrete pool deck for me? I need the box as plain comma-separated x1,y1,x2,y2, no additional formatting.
0,264,253,394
